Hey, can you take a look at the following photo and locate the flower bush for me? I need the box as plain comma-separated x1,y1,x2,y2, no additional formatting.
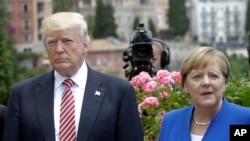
130,70,191,140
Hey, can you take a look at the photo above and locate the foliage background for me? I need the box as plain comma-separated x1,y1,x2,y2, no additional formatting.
0,0,15,105
167,0,189,38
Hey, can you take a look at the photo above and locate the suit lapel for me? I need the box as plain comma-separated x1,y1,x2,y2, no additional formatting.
35,71,56,141
77,68,106,141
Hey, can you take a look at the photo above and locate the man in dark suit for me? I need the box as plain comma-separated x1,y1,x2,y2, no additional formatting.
0,105,6,141
3,12,143,141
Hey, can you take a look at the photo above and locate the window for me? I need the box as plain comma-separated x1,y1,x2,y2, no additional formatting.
38,33,42,41
97,56,107,66
7,4,11,13
83,0,91,5
23,4,28,13
24,34,29,42
37,2,44,13
38,18,43,29
140,0,147,5
24,20,29,30
24,48,32,53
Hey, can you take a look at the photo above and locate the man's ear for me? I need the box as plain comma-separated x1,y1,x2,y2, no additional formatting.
82,42,89,54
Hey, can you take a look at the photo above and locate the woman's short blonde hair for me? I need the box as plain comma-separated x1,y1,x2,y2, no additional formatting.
180,47,231,86
41,12,90,44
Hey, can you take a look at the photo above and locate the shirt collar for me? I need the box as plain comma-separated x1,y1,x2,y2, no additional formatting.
54,61,88,89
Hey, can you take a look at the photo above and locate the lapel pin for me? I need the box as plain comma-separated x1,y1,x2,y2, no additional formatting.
95,91,101,96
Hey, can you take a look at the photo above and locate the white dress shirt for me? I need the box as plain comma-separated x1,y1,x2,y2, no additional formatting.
54,61,88,141
191,133,203,141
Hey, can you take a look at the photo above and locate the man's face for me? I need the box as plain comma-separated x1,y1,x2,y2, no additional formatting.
44,27,88,76
152,41,162,70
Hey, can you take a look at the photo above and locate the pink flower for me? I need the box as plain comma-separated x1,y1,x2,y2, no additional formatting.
131,71,152,88
138,103,143,114
159,91,170,98
171,71,181,84
138,97,159,111
157,70,171,77
156,70,174,85
142,96,159,107
142,80,158,93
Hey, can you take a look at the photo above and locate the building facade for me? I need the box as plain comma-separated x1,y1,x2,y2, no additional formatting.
186,0,248,45
9,0,52,53
9,0,168,52
79,0,169,41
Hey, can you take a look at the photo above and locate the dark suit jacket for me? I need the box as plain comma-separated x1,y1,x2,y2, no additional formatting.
0,105,6,141
3,67,143,141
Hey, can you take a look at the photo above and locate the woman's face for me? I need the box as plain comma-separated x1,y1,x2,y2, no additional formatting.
183,62,226,109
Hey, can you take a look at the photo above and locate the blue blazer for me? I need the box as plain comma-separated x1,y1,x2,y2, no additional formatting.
3,66,143,141
158,98,250,141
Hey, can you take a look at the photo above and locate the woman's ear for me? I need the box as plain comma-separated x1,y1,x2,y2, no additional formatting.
183,84,188,93
223,84,227,91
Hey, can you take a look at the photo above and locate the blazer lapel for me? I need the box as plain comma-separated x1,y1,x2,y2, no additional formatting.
35,71,56,141
77,68,106,141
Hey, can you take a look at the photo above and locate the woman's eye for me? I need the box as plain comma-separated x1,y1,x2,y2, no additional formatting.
193,75,200,78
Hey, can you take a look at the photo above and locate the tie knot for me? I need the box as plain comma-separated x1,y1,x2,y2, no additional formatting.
63,78,74,88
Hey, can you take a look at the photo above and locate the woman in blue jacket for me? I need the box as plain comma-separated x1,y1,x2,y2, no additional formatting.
158,47,250,141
